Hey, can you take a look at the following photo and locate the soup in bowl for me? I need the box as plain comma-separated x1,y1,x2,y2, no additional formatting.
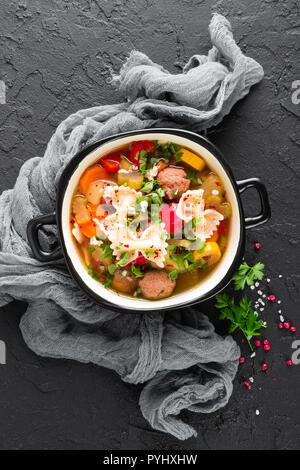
70,139,232,301
27,129,271,312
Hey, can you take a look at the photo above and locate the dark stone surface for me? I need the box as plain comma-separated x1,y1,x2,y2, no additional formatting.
0,0,299,450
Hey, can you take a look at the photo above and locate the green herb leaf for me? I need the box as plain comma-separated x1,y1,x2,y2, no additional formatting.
141,181,154,193
133,287,142,297
104,274,113,289
101,242,113,259
233,262,265,291
215,293,266,350
87,246,95,253
202,262,209,272
175,151,183,162
130,264,144,279
186,170,197,181
117,251,131,267
168,270,178,280
108,264,117,275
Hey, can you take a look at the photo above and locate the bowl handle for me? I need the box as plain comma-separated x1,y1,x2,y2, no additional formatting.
27,212,62,261
237,178,271,229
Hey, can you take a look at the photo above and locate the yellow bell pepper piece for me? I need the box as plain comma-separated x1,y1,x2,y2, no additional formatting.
193,242,221,266
176,148,205,171
117,171,144,190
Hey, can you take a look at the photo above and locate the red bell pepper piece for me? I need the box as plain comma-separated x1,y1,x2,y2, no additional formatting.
129,141,155,166
218,220,227,236
100,151,125,174
160,203,183,234
125,253,147,268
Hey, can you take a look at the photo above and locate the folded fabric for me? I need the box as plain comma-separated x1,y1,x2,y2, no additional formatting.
0,14,263,440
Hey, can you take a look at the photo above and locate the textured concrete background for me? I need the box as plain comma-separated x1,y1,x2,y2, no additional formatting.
0,0,299,450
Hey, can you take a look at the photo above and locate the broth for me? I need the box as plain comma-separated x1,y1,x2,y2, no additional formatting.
69,140,231,300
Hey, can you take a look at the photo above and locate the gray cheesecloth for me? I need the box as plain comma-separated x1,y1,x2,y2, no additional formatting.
0,14,263,440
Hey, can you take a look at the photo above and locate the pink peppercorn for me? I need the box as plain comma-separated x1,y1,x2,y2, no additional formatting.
243,380,251,389
268,295,276,302
262,363,268,371
284,322,290,329
264,344,271,351
239,357,245,364
286,360,293,366
290,326,296,333
254,243,261,250
255,340,261,347
263,339,269,345
278,322,284,329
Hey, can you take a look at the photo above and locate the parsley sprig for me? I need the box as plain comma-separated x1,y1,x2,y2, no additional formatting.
215,293,266,350
233,261,264,291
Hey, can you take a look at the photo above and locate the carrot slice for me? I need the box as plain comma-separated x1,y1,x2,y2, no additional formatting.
79,220,97,238
80,165,109,195
87,203,99,218
157,160,168,172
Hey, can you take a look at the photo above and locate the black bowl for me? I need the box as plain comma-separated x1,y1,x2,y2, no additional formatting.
27,129,271,313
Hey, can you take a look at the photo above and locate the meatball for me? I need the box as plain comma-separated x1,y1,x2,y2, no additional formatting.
138,270,176,300
111,269,137,294
157,167,190,199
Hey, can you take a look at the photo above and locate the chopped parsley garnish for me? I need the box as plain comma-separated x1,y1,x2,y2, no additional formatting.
186,170,198,181
108,264,117,275
133,287,142,297
117,251,131,267
139,150,148,174
87,246,95,253
101,242,113,259
186,170,202,186
87,263,102,280
168,270,178,280
104,274,113,289
141,181,155,193
202,262,209,272
175,151,183,162
130,265,144,279
187,260,201,271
